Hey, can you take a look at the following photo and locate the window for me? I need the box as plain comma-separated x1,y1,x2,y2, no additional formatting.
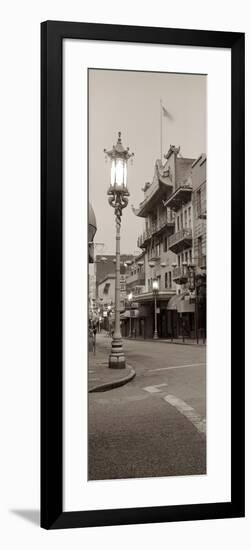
165,272,168,288
188,206,191,227
184,210,187,228
189,249,192,263
169,272,172,288
198,236,202,263
177,216,180,231
164,236,167,252
157,275,161,289
103,282,110,294
197,189,201,217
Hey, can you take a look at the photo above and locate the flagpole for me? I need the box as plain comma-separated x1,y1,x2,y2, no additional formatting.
160,103,173,162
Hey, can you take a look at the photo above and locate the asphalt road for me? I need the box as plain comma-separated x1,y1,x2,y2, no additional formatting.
89,334,206,480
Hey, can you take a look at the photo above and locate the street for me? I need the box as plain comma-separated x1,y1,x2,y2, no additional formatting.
89,333,206,480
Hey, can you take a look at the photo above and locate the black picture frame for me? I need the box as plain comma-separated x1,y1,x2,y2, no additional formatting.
41,20,245,529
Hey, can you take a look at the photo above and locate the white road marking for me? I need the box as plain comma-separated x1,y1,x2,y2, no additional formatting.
164,394,206,435
143,383,168,393
147,363,206,373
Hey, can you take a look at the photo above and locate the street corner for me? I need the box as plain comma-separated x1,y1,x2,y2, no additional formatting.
88,363,136,393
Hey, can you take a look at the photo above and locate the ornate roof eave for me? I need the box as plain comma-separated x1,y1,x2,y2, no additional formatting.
135,181,173,217
131,204,141,216
133,158,173,218
164,145,180,160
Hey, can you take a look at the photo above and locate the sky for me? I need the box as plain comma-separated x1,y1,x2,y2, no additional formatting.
89,69,206,256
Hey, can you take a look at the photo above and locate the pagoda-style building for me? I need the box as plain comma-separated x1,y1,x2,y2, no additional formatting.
132,145,201,340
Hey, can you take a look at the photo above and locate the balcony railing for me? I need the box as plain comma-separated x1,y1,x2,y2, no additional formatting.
137,230,151,248
172,266,189,284
168,228,192,253
126,271,145,285
137,214,175,248
164,184,193,211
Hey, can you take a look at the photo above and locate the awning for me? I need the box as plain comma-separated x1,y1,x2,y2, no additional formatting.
167,294,181,310
123,309,140,318
178,294,195,313
167,293,195,313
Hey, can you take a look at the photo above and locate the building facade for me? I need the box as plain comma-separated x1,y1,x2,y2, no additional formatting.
132,145,207,341
132,146,193,338
191,154,207,339
121,253,146,337
97,273,115,306
95,254,134,298
163,152,207,340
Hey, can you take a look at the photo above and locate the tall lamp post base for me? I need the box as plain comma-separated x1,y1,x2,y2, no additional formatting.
153,331,159,340
109,338,126,369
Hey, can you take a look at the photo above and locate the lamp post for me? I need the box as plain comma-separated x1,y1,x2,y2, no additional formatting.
104,132,134,368
128,291,133,337
152,278,159,339
148,260,155,291
183,262,198,344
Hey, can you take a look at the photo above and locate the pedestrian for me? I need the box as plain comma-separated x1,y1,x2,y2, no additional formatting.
92,324,97,354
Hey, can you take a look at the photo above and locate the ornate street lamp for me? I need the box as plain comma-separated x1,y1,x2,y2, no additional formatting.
148,260,155,291
152,278,159,339
104,132,134,368
128,291,133,337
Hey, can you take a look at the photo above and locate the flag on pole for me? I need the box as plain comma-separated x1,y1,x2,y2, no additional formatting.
160,100,173,161
161,104,173,120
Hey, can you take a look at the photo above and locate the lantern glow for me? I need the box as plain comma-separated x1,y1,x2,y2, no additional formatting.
105,132,133,192
152,279,159,291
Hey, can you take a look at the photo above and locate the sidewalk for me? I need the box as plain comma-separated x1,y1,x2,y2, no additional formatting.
125,336,206,346
88,335,135,392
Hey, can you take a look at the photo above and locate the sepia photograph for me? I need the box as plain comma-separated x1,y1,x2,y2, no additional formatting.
88,68,207,481
40,20,244,529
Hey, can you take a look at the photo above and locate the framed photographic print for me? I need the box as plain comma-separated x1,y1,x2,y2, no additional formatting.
41,21,245,529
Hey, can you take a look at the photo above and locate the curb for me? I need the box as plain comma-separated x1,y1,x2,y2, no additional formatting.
125,337,206,347
89,365,136,393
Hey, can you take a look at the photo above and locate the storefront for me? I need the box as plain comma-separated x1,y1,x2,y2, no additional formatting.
168,291,206,341
121,306,146,338
123,291,175,339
